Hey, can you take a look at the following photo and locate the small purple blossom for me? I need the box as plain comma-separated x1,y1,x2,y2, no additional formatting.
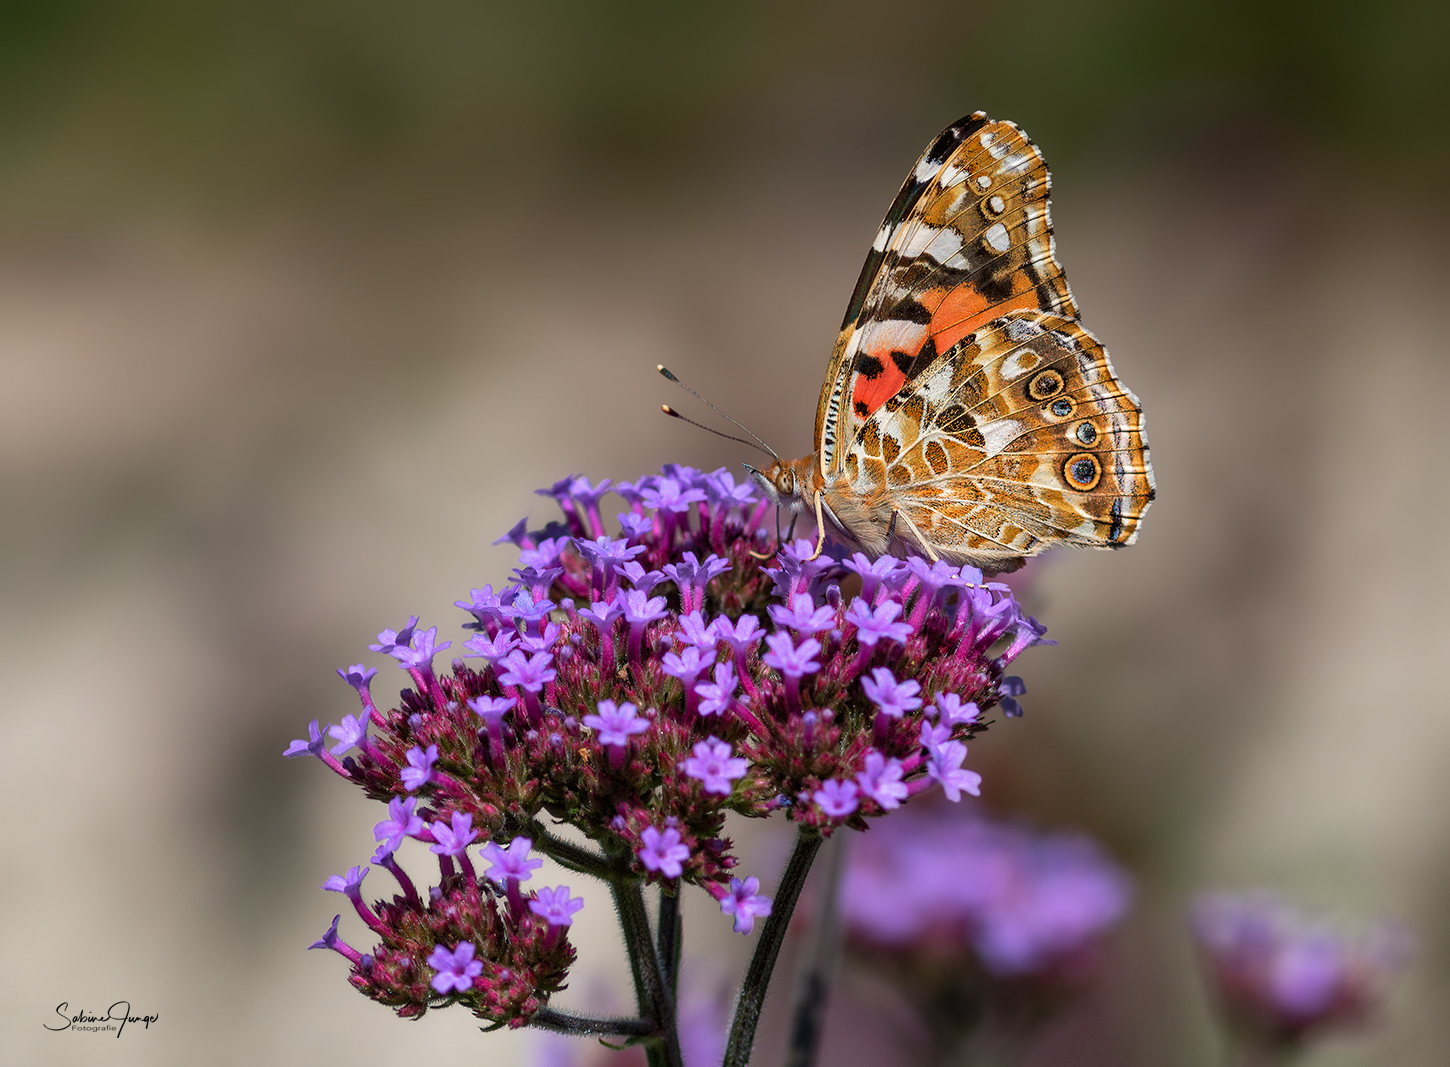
662,645,709,687
429,811,479,856
641,477,706,514
762,632,822,678
618,512,654,539
638,825,691,879
814,778,860,818
719,876,773,934
932,692,980,726
713,613,764,655
861,668,922,719
529,886,586,927
323,865,369,897
998,675,1027,718
481,836,544,885
695,662,738,717
336,663,378,692
374,796,425,852
497,650,557,693
856,751,907,811
622,588,669,625
400,744,439,792
582,699,650,747
616,561,667,593
682,737,748,795
368,616,419,657
327,713,371,755
926,740,981,801
769,593,838,635
428,941,484,994
678,610,720,652
846,598,914,647
463,628,520,663
284,719,326,758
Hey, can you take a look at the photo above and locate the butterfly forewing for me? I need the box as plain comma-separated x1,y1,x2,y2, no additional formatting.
815,113,1079,477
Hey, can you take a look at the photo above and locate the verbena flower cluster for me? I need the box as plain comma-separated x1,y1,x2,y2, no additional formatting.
288,464,1047,1029
843,805,1132,978
1192,892,1410,1049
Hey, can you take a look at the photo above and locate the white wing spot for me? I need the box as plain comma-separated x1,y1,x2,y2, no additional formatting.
979,131,995,150
871,224,892,252
988,195,1006,214
997,152,1031,176
983,223,1011,253
974,175,992,190
979,418,1021,456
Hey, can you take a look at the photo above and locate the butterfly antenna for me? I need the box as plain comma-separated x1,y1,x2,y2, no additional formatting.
658,365,778,460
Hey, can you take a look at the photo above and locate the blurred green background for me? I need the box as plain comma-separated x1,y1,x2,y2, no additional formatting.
2,2,1447,1064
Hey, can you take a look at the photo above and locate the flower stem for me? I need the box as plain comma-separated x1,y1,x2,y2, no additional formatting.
531,1007,655,1038
658,887,682,1001
722,828,824,1067
612,879,682,1067
784,830,849,1067
529,822,622,881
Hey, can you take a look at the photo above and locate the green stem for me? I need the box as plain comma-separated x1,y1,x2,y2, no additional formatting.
722,828,824,1067
612,880,683,1067
529,822,621,880
658,888,682,1002
531,1007,655,1038
784,831,849,1067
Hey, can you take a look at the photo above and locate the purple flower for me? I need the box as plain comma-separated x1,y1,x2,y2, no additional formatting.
662,646,709,688
429,811,479,856
931,692,980,726
616,561,667,594
926,740,981,801
468,694,515,724
284,719,326,758
336,664,377,693
856,751,907,811
518,536,569,571
696,662,738,717
374,796,425,852
493,518,529,547
769,593,837,635
518,622,562,654
618,512,654,539
861,667,922,718
622,588,669,626
582,699,650,746
400,744,439,792
503,590,556,629
998,675,1026,718
368,616,419,657
323,865,369,897
428,941,484,994
576,534,645,567
813,778,860,817
682,737,748,795
638,825,691,879
497,650,557,693
1192,893,1410,1043
678,610,720,652
719,876,773,934
841,553,905,601
641,477,706,514
845,599,914,647
463,627,520,663
327,713,371,755
456,584,508,627
578,598,624,629
529,886,586,927
481,836,543,885
663,551,731,612
713,614,764,655
762,632,822,678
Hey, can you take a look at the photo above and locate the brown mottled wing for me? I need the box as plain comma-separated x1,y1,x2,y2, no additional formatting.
814,113,1078,478
836,311,1154,570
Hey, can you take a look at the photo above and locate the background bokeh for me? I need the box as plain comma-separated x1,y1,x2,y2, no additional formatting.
2,2,1447,1064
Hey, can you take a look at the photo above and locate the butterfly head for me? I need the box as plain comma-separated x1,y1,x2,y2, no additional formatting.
743,456,816,513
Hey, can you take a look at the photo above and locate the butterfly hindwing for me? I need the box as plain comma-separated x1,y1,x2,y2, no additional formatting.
833,311,1153,568
815,113,1079,477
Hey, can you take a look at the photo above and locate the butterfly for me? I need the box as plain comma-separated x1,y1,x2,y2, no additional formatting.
745,112,1156,575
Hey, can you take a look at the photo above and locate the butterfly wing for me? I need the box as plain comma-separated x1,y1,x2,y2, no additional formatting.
815,113,1078,479
832,311,1154,570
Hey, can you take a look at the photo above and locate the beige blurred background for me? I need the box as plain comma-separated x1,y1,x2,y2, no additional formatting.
2,2,1447,1064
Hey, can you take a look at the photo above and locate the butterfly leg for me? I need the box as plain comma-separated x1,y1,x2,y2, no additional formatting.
895,509,940,563
807,492,828,561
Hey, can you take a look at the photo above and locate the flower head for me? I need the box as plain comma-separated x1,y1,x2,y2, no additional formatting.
719,876,773,935
582,699,650,747
529,886,586,927
638,825,692,879
683,737,749,795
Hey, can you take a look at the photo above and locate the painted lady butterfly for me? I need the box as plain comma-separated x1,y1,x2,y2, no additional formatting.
746,112,1156,575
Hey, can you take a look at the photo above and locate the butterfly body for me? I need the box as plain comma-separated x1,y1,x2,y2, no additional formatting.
747,112,1155,575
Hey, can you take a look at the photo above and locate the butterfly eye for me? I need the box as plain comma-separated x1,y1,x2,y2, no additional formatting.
1064,453,1102,491
1075,421,1099,446
775,471,794,496
1027,369,1064,401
